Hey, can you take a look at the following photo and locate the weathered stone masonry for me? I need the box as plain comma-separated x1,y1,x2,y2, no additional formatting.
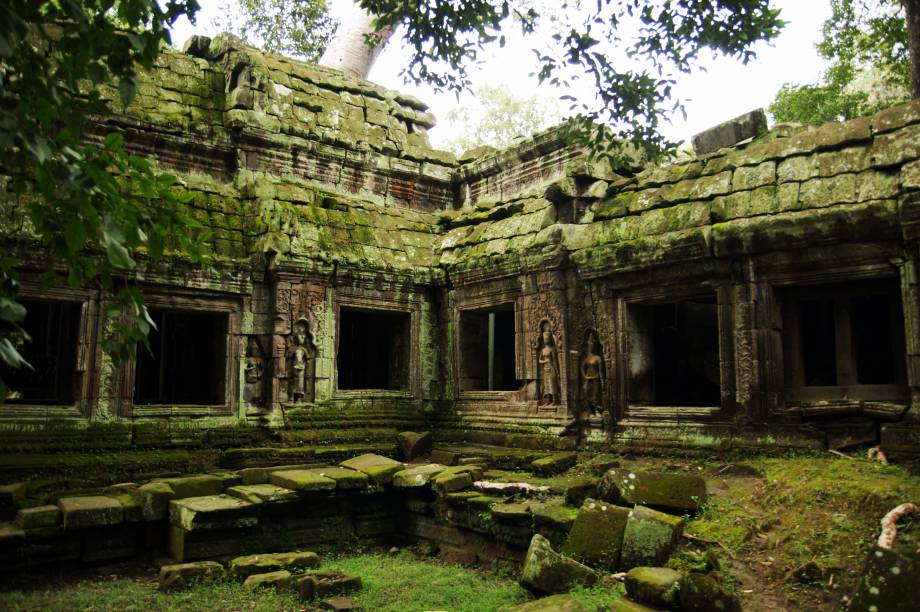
2,34,920,467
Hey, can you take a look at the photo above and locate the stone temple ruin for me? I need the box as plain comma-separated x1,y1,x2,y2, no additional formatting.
1,33,919,609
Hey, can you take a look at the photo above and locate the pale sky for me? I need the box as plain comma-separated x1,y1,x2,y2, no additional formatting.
170,1,832,149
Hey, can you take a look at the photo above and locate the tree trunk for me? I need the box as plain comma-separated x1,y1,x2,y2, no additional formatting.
905,0,920,98
319,4,394,78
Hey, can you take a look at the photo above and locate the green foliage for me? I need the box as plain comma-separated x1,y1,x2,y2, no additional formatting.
211,0,337,62
769,0,910,124
443,84,563,154
0,1,210,382
363,0,784,167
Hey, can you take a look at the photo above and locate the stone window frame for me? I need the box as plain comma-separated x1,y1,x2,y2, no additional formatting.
0,279,100,419
451,284,539,416
615,281,736,422
332,290,421,400
757,249,914,419
112,291,242,418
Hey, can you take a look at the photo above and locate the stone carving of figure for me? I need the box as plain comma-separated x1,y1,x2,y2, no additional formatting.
581,331,605,416
537,321,560,406
287,318,316,403
243,337,264,405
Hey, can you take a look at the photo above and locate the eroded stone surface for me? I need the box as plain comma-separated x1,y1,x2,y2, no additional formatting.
340,454,405,485
598,469,706,514
169,494,258,531
624,567,682,608
295,570,363,600
620,506,684,570
520,534,599,594
58,496,123,529
562,498,630,571
159,561,224,592
231,551,321,576
397,431,433,461
392,464,446,488
270,469,337,492
243,569,293,590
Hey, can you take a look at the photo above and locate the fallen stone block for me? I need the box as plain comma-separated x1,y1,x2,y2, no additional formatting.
295,570,363,600
225,484,302,505
243,570,292,590
430,449,460,466
130,481,175,521
340,454,405,485
303,467,369,490
564,476,599,507
392,464,446,488
0,521,25,545
679,572,741,612
320,597,360,611
530,452,577,475
16,505,61,530
397,431,433,461
239,463,324,485
850,544,920,612
610,598,665,611
159,560,224,592
624,567,682,608
507,593,585,611
112,492,143,522
598,469,706,514
230,551,321,576
562,498,631,571
520,533,599,594
691,109,767,154
620,506,684,570
158,475,225,499
58,496,123,529
270,469,337,492
169,495,258,532
432,466,483,495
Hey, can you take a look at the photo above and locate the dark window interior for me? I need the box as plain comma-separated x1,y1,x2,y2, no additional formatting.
799,299,838,386
134,309,227,405
337,308,410,391
629,297,721,407
1,300,80,404
459,308,518,391
785,279,905,397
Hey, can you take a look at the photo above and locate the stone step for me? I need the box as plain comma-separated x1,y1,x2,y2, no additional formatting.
170,494,259,532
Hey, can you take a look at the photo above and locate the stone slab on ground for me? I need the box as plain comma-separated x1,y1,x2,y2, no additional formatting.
239,463,325,485
58,496,124,529
320,597,360,611
397,431,433,461
340,453,405,485
507,593,585,611
620,506,684,570
679,572,741,612
243,570,292,590
301,467,369,490
562,498,630,571
157,475,225,499
270,469,337,492
599,469,706,514
430,449,460,466
158,560,225,592
169,494,259,532
392,464,446,488
432,465,483,495
295,570,363,600
226,484,303,505
16,505,61,530
610,598,666,612
520,533,599,594
530,452,577,475
230,551,321,576
624,567,682,608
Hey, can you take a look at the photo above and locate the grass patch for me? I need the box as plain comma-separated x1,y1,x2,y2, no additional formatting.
0,553,536,612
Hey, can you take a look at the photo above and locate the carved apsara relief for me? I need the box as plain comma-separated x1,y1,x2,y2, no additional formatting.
287,317,316,403
580,329,606,417
243,337,264,407
537,319,561,406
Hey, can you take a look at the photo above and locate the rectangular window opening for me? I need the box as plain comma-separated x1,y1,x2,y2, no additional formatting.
133,309,227,405
459,307,519,392
628,296,721,407
337,308,410,391
1,299,80,404
784,279,906,399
